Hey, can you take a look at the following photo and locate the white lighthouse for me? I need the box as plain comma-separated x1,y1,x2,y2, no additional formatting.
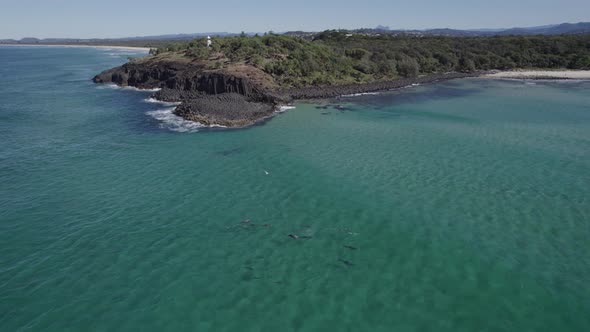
206,36,212,48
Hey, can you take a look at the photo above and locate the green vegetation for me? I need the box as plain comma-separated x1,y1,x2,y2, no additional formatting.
153,32,590,87
154,34,356,86
317,31,590,74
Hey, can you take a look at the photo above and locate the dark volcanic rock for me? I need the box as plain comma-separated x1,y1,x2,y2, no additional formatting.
173,93,275,127
93,61,268,101
153,88,205,102
280,72,481,100
93,59,483,128
93,61,279,127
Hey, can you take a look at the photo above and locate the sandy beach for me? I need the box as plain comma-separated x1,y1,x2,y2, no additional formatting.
0,44,151,52
485,70,590,79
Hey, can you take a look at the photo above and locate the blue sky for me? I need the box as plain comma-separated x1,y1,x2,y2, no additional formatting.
0,0,588,39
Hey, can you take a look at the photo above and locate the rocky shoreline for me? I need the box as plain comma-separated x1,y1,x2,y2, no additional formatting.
93,61,482,128
279,72,481,100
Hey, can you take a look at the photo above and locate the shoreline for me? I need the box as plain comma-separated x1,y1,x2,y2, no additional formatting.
162,70,589,129
95,67,589,130
484,70,590,80
280,72,482,100
0,43,151,52
148,92,286,133
99,72,481,130
152,72,479,129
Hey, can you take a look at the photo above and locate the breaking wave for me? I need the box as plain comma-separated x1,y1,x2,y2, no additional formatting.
146,107,205,133
277,105,296,113
124,86,161,92
96,84,161,92
143,97,181,106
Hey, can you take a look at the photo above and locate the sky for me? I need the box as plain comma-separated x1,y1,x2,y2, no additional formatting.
0,0,589,39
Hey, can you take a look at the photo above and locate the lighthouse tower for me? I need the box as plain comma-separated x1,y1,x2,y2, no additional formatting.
206,36,212,48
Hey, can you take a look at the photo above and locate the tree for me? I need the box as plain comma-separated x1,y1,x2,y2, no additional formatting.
376,60,396,76
397,58,420,77
458,57,476,72
152,32,590,87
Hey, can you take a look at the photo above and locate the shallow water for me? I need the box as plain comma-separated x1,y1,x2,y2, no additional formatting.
1,46,590,331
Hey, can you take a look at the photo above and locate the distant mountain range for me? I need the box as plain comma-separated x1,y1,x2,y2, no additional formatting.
373,22,590,37
1,22,589,45
0,32,238,45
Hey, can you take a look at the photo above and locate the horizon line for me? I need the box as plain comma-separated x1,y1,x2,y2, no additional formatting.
1,21,588,40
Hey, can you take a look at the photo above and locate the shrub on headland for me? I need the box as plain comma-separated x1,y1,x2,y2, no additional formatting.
153,32,590,87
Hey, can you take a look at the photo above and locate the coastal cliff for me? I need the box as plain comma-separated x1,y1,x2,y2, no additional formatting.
93,33,590,127
93,59,280,127
93,57,479,127
94,62,260,97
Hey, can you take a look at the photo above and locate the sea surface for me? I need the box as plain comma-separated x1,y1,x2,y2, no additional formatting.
1,46,590,332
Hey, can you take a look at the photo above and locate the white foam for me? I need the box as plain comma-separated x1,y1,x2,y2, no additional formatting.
123,86,161,92
99,85,223,132
97,84,162,92
95,83,121,90
277,105,296,113
400,83,421,90
342,92,380,97
146,107,205,133
143,97,181,106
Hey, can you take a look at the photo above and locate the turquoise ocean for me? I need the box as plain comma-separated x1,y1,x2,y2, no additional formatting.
1,46,589,331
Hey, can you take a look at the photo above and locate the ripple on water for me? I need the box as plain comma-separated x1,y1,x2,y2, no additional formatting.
2,48,590,332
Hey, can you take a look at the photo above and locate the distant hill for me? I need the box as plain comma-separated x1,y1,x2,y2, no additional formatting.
0,32,238,46
371,22,590,37
496,22,590,35
109,32,237,41
2,22,589,46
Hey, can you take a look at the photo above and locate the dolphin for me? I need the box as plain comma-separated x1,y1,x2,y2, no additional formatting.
339,258,354,267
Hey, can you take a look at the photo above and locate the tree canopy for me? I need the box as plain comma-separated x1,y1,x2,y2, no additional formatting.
152,32,590,87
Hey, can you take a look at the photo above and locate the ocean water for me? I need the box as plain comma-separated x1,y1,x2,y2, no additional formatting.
1,46,590,332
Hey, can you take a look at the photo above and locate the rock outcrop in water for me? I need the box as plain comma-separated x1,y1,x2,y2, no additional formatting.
93,58,481,128
93,60,282,127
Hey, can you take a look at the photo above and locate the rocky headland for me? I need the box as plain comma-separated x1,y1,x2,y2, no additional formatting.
93,58,479,127
94,30,590,127
93,32,589,128
93,58,286,127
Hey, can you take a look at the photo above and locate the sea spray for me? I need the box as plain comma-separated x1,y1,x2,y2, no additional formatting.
143,97,181,106
143,97,204,132
146,107,205,133
97,84,162,92
124,86,162,92
277,105,296,113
